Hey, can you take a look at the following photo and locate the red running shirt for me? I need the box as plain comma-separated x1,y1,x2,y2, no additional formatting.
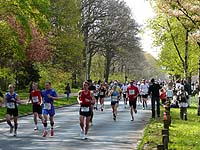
31,90,42,105
79,90,92,106
127,85,139,101
160,91,166,100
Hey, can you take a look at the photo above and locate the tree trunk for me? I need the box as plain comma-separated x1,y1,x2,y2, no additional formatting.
84,28,91,80
197,42,200,85
104,49,112,82
85,42,90,80
184,30,189,81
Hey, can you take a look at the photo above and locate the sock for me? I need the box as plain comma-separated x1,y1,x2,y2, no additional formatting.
50,122,54,129
43,122,47,130
7,121,13,127
14,123,18,132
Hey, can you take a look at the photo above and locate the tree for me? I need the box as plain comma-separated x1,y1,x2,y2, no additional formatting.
0,0,51,89
148,0,200,81
49,0,84,85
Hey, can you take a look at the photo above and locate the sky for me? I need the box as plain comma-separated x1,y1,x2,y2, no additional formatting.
124,0,159,58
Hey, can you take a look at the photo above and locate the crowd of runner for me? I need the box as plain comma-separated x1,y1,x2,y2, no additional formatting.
1,78,198,139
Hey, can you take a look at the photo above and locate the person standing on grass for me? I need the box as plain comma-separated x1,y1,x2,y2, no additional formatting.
177,86,188,120
27,82,43,130
41,81,58,137
160,88,167,105
4,84,21,136
183,80,191,107
148,78,162,118
127,80,139,121
65,83,71,100
77,81,96,139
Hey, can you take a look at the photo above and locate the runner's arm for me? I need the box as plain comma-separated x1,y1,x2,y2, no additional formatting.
16,94,21,104
77,91,82,104
90,92,96,104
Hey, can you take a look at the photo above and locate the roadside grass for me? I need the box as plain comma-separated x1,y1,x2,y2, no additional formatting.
17,92,29,100
0,96,77,120
138,96,200,150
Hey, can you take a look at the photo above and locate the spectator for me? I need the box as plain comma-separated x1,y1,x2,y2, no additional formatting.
148,78,161,118
160,88,167,105
65,83,71,100
183,80,191,107
177,86,188,120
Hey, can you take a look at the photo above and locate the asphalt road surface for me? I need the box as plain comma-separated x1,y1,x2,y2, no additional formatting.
0,98,151,150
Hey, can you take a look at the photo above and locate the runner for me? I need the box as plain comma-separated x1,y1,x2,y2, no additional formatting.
137,81,142,106
121,82,128,108
94,81,100,110
88,79,96,125
109,85,120,121
27,82,43,130
41,81,58,137
77,81,96,139
98,82,106,111
139,79,149,109
4,84,21,136
127,80,139,121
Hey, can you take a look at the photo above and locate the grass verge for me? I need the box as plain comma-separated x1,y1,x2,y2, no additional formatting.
138,96,200,150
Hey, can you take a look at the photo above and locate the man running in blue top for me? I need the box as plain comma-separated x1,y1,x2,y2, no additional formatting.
41,82,58,137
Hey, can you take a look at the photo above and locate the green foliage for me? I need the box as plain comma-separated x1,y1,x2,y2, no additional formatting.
50,0,84,73
148,13,199,78
38,64,72,92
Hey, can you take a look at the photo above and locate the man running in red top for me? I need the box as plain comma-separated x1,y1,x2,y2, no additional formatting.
77,81,95,139
127,80,139,121
27,82,43,130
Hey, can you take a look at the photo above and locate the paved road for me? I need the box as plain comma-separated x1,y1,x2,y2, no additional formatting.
0,99,151,150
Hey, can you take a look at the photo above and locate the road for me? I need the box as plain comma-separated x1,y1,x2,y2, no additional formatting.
0,99,151,150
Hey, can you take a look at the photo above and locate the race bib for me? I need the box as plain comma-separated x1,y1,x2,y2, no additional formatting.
167,90,173,98
7,102,15,109
179,102,188,108
94,93,98,96
44,103,51,110
129,90,135,95
100,92,104,96
111,96,118,102
81,107,89,112
32,96,39,103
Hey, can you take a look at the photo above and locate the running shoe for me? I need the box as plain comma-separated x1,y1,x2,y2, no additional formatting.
34,126,39,130
80,130,84,139
13,130,17,137
43,130,48,137
135,109,137,114
84,134,88,139
10,126,14,134
131,117,134,121
113,114,116,121
50,129,54,136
